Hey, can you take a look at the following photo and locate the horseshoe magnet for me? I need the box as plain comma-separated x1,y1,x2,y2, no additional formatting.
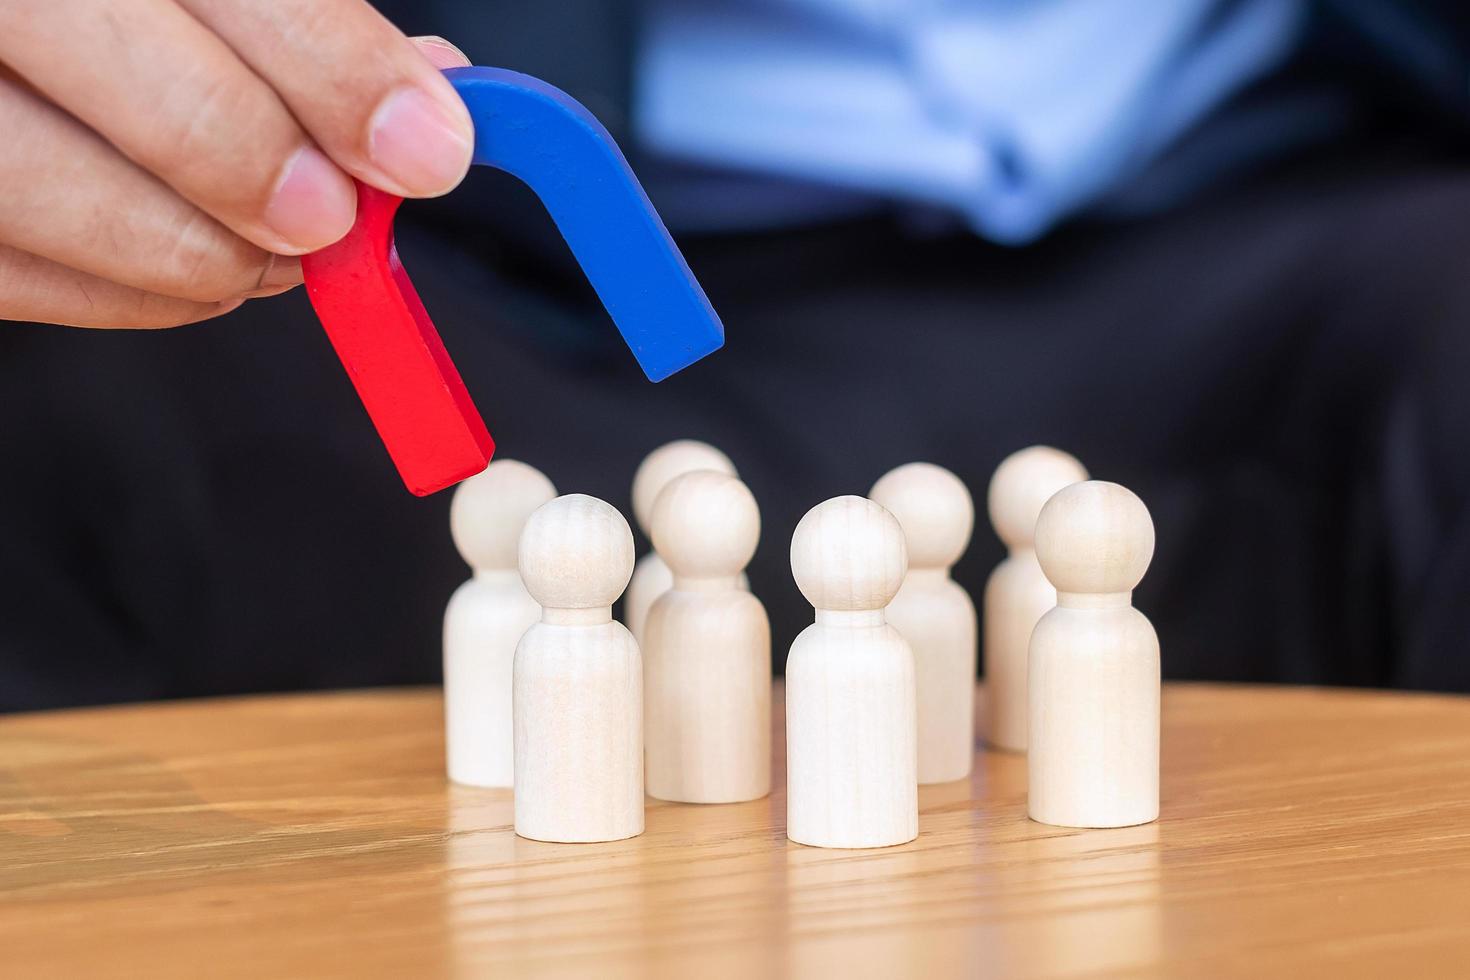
302,67,725,496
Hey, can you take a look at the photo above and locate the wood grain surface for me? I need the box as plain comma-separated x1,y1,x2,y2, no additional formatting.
3,682,1469,978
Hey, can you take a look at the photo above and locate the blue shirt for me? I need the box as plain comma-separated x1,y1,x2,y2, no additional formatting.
636,0,1306,243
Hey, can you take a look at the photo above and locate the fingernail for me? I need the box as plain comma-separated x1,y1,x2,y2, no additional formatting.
264,147,356,254
258,254,304,291
368,85,473,197
412,35,472,69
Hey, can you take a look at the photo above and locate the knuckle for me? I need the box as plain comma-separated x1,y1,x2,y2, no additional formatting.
136,69,293,206
143,70,245,162
154,211,270,302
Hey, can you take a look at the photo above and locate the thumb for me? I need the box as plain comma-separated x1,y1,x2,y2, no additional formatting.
411,36,473,71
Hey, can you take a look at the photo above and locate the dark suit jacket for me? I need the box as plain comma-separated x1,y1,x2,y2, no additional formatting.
1,1,1468,710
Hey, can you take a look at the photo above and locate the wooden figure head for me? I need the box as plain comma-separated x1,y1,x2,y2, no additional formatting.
790,496,908,613
1034,481,1155,596
987,446,1089,551
449,459,557,574
870,462,975,572
518,494,635,612
651,471,759,582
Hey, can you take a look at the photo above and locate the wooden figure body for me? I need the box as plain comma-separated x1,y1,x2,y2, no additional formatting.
870,462,977,784
786,496,917,849
443,460,557,787
514,494,644,843
626,439,739,644
644,472,770,803
1028,481,1159,829
983,446,1088,752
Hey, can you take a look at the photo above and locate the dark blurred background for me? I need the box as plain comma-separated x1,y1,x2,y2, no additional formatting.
2,0,1469,711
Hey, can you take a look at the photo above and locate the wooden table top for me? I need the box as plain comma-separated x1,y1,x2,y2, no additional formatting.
3,682,1469,978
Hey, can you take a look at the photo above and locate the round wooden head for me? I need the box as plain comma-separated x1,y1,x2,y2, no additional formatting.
631,440,737,536
518,494,635,610
450,460,558,573
987,446,1088,550
790,496,908,613
869,462,974,571
1034,481,1155,595
651,471,760,580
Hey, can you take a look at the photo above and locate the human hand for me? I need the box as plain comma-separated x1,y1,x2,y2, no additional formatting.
0,2,473,328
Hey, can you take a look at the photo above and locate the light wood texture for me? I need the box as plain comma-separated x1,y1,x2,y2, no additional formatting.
4,681,1470,978
626,552,674,646
787,496,918,848
514,494,643,843
983,446,1088,752
626,555,749,648
626,439,738,643
443,459,557,787
871,462,978,784
644,471,771,803
1029,481,1159,828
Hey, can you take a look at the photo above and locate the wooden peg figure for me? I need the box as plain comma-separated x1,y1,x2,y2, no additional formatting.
626,439,739,644
644,471,770,803
984,446,1088,751
444,459,557,787
787,496,917,848
514,494,644,843
869,462,977,784
1028,481,1159,829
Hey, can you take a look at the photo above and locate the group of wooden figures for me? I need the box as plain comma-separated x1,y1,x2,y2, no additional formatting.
444,441,1160,847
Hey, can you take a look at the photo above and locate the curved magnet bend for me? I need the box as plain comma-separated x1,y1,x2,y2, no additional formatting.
302,66,725,497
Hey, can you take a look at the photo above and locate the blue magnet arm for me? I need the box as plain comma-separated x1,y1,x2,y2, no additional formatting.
447,66,724,382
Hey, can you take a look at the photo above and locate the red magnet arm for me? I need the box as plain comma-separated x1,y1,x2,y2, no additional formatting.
302,182,494,497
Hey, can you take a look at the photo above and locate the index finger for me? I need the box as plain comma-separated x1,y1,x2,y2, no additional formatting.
179,0,476,199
